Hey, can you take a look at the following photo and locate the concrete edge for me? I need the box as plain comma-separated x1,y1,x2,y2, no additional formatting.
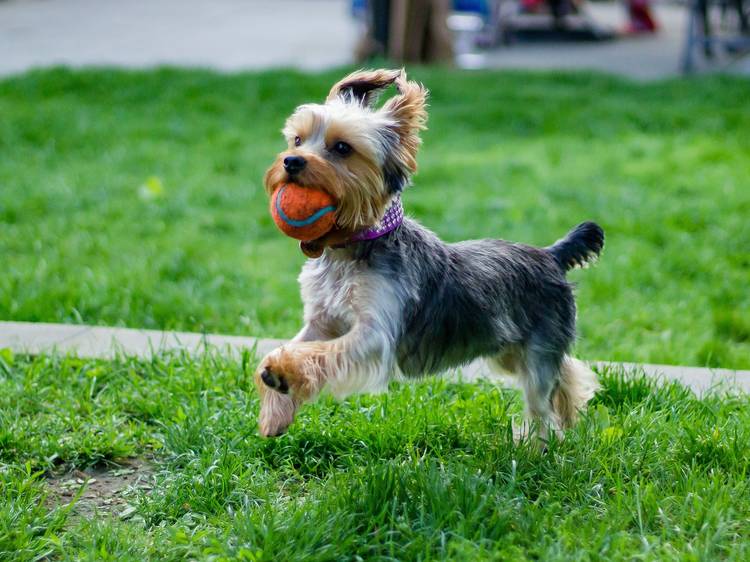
1,321,749,394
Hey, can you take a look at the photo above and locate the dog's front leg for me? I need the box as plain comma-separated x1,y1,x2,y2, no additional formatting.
255,322,334,437
257,323,393,429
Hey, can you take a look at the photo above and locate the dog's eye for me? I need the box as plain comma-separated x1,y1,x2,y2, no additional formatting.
294,136,302,147
332,141,352,156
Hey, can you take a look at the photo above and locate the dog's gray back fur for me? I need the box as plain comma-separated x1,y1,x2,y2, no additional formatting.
346,218,581,377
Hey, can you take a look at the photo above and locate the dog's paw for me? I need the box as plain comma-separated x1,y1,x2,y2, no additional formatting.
260,366,289,394
258,388,297,437
259,411,291,437
255,344,323,401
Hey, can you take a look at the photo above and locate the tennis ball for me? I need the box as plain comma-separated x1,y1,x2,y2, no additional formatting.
270,183,336,241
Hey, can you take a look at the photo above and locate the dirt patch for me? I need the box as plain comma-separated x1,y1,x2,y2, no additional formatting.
46,458,155,521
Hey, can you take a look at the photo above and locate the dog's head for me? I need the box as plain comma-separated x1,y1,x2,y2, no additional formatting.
264,69,428,233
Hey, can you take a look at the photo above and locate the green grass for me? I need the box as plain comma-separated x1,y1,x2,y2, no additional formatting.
1,349,750,560
1,67,749,368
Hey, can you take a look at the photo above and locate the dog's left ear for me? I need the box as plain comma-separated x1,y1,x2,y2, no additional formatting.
380,71,428,191
326,68,402,106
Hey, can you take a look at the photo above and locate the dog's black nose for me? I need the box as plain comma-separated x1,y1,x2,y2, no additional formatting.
283,156,306,175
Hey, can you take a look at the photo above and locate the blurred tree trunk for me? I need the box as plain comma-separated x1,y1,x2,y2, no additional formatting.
390,0,453,64
356,0,454,64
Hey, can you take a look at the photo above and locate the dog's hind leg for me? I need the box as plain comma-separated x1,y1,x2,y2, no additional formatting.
508,349,599,443
552,356,599,429
489,346,559,442
519,348,564,442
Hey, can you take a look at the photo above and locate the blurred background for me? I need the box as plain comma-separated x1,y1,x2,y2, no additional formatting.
1,0,748,369
2,0,749,77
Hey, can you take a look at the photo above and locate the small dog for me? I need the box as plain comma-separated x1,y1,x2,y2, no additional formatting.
256,69,603,439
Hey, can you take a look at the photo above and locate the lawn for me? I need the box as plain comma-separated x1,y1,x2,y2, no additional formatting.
1,68,749,368
1,350,750,561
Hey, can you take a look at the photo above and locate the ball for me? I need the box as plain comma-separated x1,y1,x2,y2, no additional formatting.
270,183,337,241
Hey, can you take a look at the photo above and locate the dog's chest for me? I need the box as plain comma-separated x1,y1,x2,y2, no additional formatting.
298,256,362,329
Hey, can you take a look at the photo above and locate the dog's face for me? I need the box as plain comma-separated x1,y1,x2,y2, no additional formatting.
264,69,428,232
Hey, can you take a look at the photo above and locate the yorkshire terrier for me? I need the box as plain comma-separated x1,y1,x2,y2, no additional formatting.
256,68,604,440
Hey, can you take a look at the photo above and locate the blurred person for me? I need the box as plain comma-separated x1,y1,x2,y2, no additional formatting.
624,0,658,34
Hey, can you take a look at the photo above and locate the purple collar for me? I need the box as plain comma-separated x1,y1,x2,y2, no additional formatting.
349,195,404,242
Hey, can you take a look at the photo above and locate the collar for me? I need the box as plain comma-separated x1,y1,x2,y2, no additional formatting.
349,195,404,243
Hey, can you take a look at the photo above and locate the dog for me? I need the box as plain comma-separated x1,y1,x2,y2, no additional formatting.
255,68,603,440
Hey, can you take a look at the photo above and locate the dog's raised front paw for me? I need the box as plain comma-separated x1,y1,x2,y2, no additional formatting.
257,387,297,437
259,413,291,437
260,366,289,394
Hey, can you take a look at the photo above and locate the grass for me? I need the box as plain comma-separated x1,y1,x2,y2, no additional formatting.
1,67,749,368
1,349,750,560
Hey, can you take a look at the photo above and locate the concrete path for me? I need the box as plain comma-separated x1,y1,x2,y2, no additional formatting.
1,0,747,80
0,0,359,76
0,321,282,361
2,321,749,395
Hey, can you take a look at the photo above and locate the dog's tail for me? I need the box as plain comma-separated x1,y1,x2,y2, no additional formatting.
547,221,604,272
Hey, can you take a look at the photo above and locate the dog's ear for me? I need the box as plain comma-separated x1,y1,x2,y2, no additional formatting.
380,71,428,188
326,68,402,106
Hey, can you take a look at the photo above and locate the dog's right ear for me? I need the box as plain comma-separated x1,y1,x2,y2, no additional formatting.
326,68,402,106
